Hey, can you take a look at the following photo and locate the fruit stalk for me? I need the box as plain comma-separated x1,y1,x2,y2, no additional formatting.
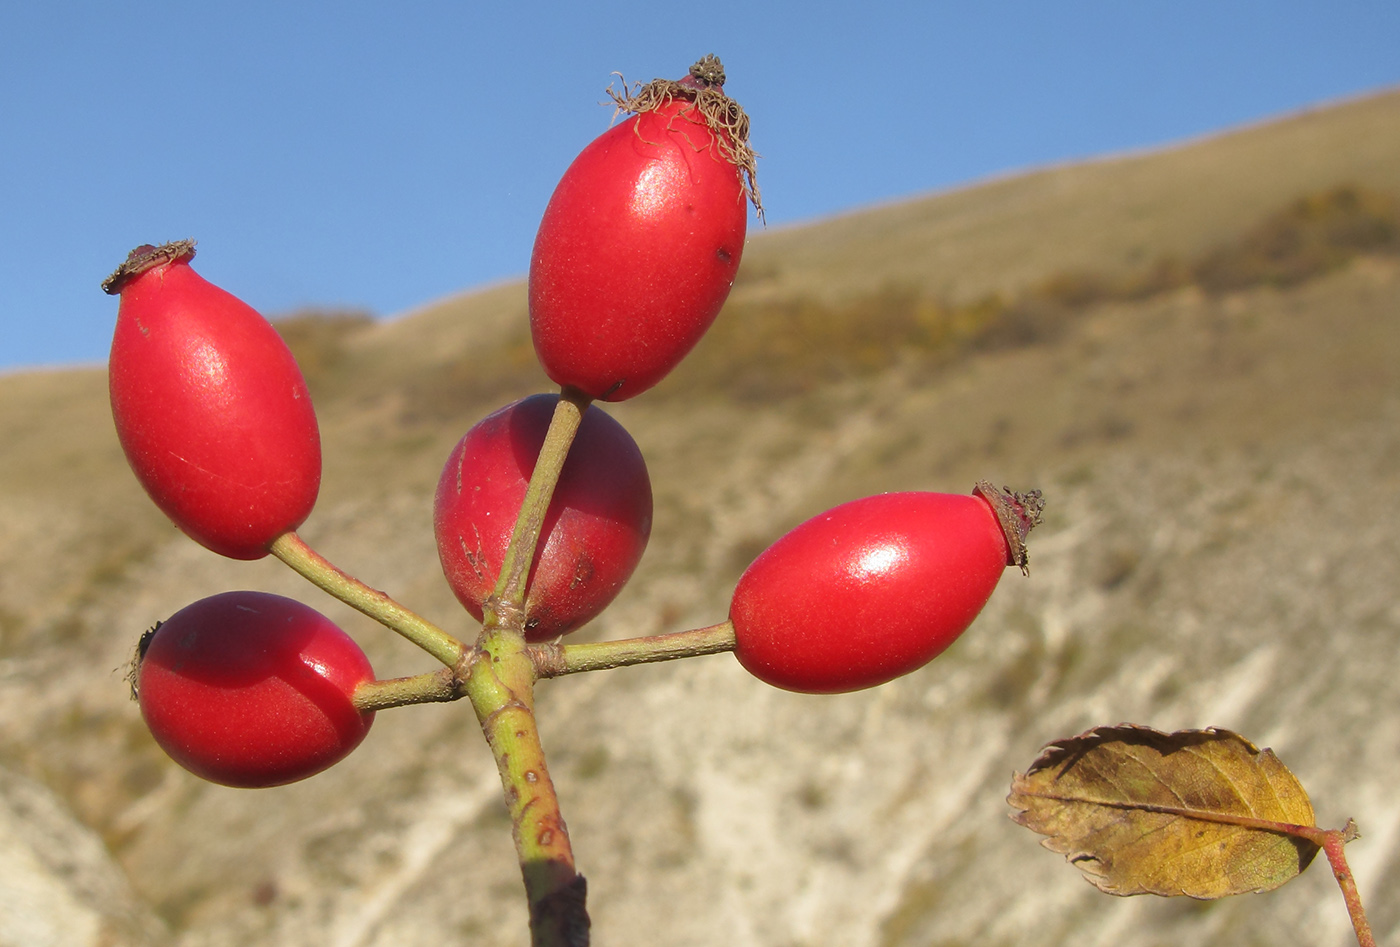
468,385,594,943
467,627,588,945
532,620,737,678
483,386,592,626
269,532,466,668
352,668,464,712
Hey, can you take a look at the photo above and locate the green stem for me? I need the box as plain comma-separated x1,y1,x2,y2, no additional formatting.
467,627,588,945
532,620,736,678
483,387,592,630
269,531,466,668
467,385,595,945
353,668,464,712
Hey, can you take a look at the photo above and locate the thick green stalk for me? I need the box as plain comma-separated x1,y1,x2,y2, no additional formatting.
470,386,593,945
468,627,588,944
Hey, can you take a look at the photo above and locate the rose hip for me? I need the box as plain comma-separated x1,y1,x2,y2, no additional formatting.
105,241,321,560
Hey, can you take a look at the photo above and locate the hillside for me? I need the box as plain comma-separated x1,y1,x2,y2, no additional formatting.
0,88,1398,946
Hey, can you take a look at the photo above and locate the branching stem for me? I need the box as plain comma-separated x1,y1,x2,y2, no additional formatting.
471,386,594,946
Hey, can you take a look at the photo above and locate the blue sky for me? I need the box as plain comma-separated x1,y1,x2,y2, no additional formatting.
3,1,1398,372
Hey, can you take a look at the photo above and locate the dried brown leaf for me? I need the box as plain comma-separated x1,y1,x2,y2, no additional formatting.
1008,724,1320,898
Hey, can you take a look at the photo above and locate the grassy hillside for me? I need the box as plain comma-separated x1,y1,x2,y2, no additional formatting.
274,89,1400,419
0,87,1398,947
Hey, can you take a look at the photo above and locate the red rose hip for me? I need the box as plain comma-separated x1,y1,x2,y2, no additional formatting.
434,394,653,640
529,56,758,401
136,591,375,788
104,241,321,560
730,485,1042,694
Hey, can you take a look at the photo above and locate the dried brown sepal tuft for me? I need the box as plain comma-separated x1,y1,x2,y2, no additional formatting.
125,620,161,700
974,481,1044,574
102,239,197,295
688,53,726,86
608,55,763,219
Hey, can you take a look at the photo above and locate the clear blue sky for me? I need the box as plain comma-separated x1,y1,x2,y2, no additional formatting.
3,1,1398,372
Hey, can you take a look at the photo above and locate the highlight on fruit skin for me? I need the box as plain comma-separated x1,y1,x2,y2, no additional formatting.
133,591,375,789
730,485,1042,694
105,241,322,560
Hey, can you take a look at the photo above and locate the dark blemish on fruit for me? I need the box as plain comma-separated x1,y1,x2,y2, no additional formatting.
716,247,732,264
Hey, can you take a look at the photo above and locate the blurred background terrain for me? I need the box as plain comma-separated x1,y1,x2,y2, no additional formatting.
1,88,1398,946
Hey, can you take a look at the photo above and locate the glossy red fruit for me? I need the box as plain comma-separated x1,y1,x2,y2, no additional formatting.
529,56,756,401
730,485,1042,694
104,241,321,560
434,394,653,640
136,591,375,788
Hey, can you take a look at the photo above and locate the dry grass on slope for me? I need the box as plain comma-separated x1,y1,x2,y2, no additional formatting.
734,87,1400,306
281,179,1400,426
622,183,1400,403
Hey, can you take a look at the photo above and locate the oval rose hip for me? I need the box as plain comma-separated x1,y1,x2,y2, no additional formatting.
104,241,321,560
434,394,653,640
730,484,1042,694
135,591,375,788
529,55,759,401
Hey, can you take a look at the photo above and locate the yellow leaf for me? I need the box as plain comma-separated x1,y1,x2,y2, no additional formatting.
1008,724,1320,898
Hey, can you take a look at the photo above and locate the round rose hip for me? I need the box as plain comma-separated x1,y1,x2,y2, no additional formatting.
136,591,375,788
104,241,321,560
434,394,653,640
730,486,1041,694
